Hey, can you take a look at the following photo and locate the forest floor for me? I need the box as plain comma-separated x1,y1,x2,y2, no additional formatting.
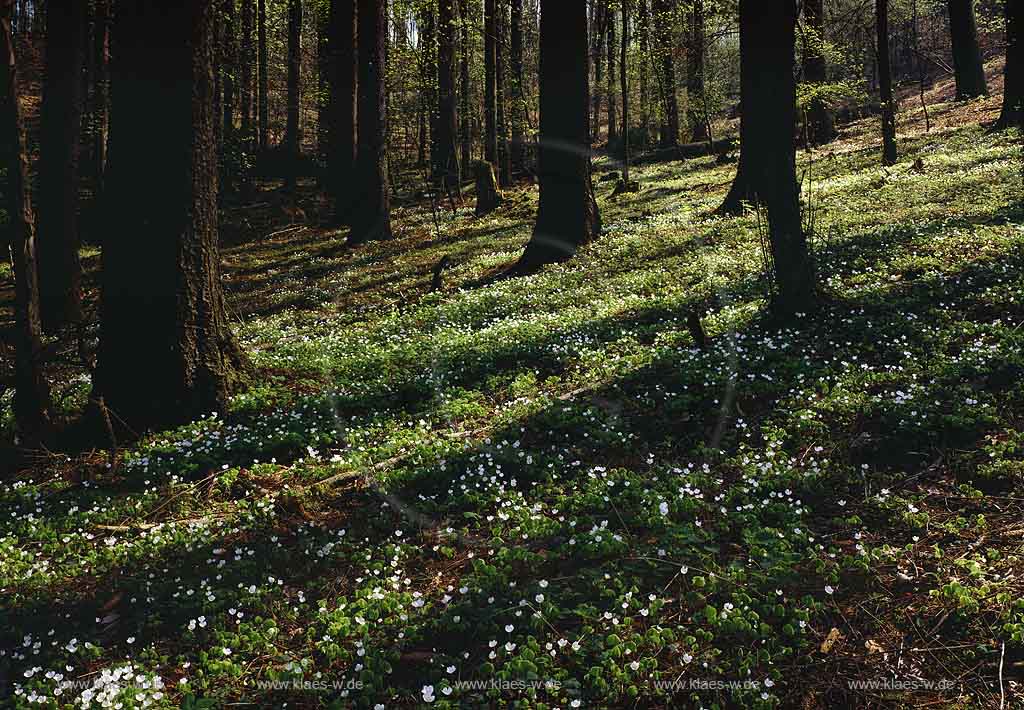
2,65,1024,709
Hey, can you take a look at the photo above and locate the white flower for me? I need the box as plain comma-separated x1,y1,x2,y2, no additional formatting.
421,685,435,702
658,501,669,516
825,585,835,595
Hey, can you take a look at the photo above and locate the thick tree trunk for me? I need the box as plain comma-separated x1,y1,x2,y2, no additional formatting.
687,0,709,142
240,0,254,195
997,0,1022,128
510,0,525,174
350,0,392,244
517,0,600,269
328,0,357,225
91,0,110,193
222,0,235,142
96,0,248,433
742,0,814,316
484,0,498,165
652,0,678,148
948,0,987,100
1,0,52,444
474,159,501,215
620,0,630,181
37,0,85,332
877,0,898,165
606,1,618,144
803,0,836,145
437,0,461,195
258,0,268,151
316,5,328,178
285,0,302,191
459,0,472,174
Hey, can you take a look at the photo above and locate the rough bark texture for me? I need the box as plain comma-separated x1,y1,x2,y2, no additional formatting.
802,0,836,145
997,0,1022,128
96,0,248,434
350,0,392,244
37,0,85,332
496,0,511,186
948,0,987,100
436,0,461,195
328,0,357,226
510,0,525,174
1,0,52,443
91,0,110,193
652,0,679,148
222,0,235,141
620,0,630,182
877,0,898,165
687,0,708,142
484,0,498,165
743,0,815,316
285,0,302,191
592,0,604,140
606,0,618,144
517,0,600,270
459,0,471,173
258,0,268,150
240,0,254,194
474,159,501,215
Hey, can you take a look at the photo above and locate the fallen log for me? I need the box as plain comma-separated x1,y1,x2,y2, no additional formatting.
633,138,736,166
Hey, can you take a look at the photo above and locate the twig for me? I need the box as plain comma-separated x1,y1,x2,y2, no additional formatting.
999,640,1006,709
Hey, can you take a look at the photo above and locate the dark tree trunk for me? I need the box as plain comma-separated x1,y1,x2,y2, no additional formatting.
258,0,268,150
96,0,248,433
510,0,525,174
496,0,511,186
592,0,604,140
240,0,254,195
285,0,302,191
316,4,328,176
638,0,650,149
459,0,471,174
91,0,110,193
997,0,1022,128
1,0,52,444
717,0,757,214
474,159,501,214
877,0,898,165
328,0,357,226
803,0,836,145
517,0,600,269
606,0,617,144
652,0,678,148
37,0,85,332
420,6,438,177
948,0,987,100
436,0,461,195
687,0,709,142
222,0,235,141
620,0,630,180
350,0,392,244
214,0,222,152
742,0,814,316
484,0,498,166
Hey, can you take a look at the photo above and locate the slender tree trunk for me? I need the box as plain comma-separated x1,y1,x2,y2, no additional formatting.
258,0,268,150
877,0,898,165
638,0,649,149
517,0,599,269
484,0,498,166
496,0,510,186
803,0,836,145
510,0,524,174
240,0,254,195
285,0,302,191
997,0,1022,128
652,0,678,148
437,0,461,195
96,0,248,433
606,1,617,144
687,0,709,142
459,0,471,174
592,0,604,141
948,0,988,100
92,0,110,193
37,0,85,332
223,0,235,142
620,0,630,178
422,6,439,181
317,4,328,177
350,0,392,244
717,0,760,214
1,0,52,443
328,0,357,226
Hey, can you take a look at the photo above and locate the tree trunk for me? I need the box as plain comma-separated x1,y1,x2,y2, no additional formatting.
606,1,618,144
717,0,757,214
638,0,649,149
592,0,604,141
1,0,52,444
620,0,630,181
222,0,235,141
877,0,898,165
258,0,268,150
510,0,525,174
328,0,357,226
517,0,599,270
997,0,1022,128
496,0,510,186
91,0,110,193
948,0,987,100
240,0,254,195
459,0,471,174
687,0,709,142
803,0,836,145
316,4,328,178
285,0,302,191
484,0,498,165
437,0,461,195
652,0,678,148
742,0,814,317
474,159,501,214
96,0,248,434
37,0,85,332
421,6,439,179
350,0,392,244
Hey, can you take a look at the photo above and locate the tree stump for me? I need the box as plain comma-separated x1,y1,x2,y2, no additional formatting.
474,160,502,216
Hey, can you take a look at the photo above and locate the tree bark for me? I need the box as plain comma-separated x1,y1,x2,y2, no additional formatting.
496,0,511,186
258,0,269,150
96,0,248,433
620,0,630,181
328,0,357,225
484,0,498,165
997,0,1022,128
37,0,85,332
606,0,618,144
350,0,392,244
717,0,757,214
687,0,709,142
240,0,254,195
421,5,438,177
592,0,604,141
652,0,678,148
517,0,599,270
948,0,988,100
91,0,110,194
1,0,52,444
459,0,471,173
285,0,302,191
638,0,650,149
877,0,898,165
222,0,235,142
802,0,836,145
510,0,525,174
436,0,461,195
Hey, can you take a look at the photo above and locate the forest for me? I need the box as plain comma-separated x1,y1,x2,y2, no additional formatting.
0,0,1023,707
